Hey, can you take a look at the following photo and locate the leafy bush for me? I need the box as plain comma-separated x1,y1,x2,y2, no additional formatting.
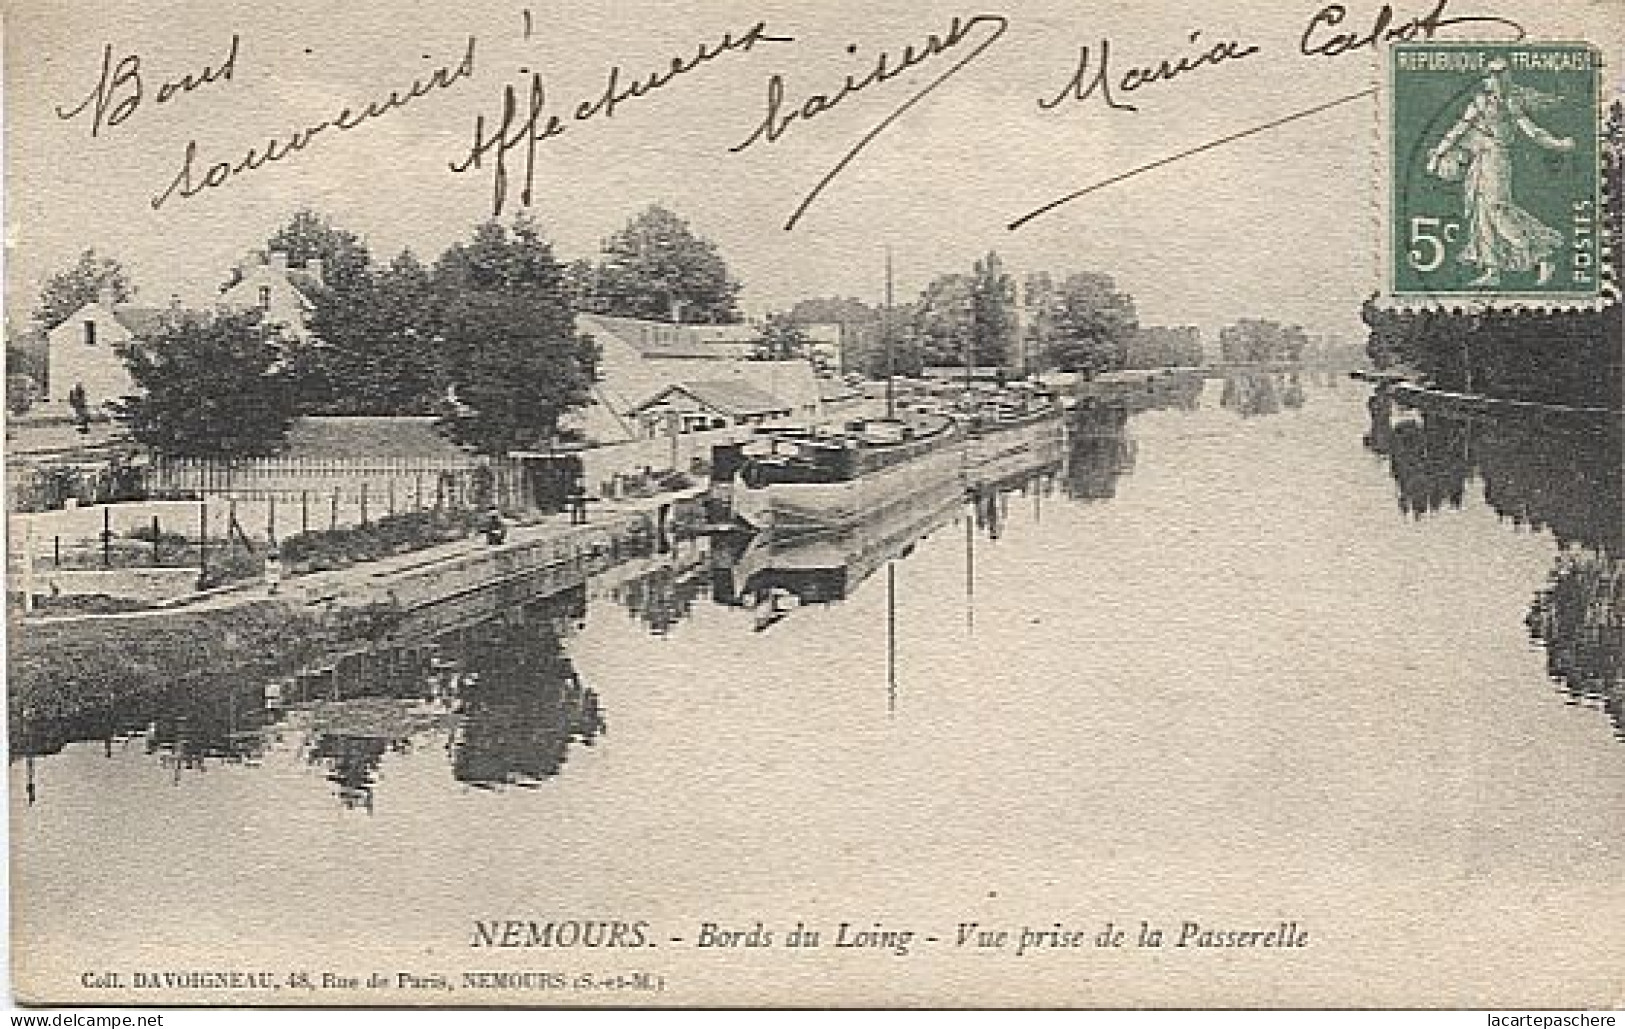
279,508,481,573
125,524,191,547
197,548,264,590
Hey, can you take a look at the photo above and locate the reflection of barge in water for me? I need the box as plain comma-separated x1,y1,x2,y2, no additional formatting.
713,430,1062,626
714,476,964,611
714,390,1062,532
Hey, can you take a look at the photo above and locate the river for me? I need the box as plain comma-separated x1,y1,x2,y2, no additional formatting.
10,373,1622,1006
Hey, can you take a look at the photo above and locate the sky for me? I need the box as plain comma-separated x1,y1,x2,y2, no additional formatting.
5,0,1621,344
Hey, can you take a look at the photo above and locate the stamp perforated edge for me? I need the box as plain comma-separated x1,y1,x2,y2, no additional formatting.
1373,38,1616,314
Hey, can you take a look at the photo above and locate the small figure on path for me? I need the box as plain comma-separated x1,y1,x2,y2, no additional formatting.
568,478,589,525
264,544,282,595
483,507,507,545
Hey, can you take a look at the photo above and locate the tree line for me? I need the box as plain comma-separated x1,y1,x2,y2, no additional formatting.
16,206,741,457
781,258,1324,380
15,202,1340,460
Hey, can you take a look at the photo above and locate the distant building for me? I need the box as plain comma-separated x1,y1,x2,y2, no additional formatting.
571,313,822,442
217,250,325,340
41,285,171,409
627,381,794,436
41,250,324,411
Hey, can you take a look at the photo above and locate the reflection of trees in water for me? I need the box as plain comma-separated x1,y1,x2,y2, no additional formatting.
1116,373,1205,414
16,582,608,808
1368,397,1621,552
12,674,282,773
972,462,1060,541
1219,372,1283,418
305,732,391,813
1383,416,1473,517
1527,551,1624,738
611,551,712,635
1474,426,1622,555
1366,392,1624,739
1065,402,1135,500
446,587,605,789
1282,373,1306,409
144,682,279,770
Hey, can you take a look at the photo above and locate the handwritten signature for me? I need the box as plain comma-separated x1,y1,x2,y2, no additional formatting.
1013,0,1526,228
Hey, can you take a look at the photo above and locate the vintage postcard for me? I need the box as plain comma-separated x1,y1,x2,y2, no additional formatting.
4,0,1622,1011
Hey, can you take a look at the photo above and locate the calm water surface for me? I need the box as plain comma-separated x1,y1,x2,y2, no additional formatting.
11,376,1622,1006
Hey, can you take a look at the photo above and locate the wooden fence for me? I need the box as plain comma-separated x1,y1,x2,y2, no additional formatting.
149,456,531,511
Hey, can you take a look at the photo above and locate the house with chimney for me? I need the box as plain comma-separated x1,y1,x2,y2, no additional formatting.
41,250,324,410
217,250,325,340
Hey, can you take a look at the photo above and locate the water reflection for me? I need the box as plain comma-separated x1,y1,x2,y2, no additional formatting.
17,378,1620,817
1366,391,1622,552
1528,552,1624,739
710,442,1063,632
446,587,605,791
1065,402,1135,501
712,483,963,620
1367,389,1624,736
1220,371,1282,417
609,544,712,636
14,585,607,809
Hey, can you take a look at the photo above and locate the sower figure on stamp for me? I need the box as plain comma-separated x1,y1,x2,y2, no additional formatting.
1426,58,1575,288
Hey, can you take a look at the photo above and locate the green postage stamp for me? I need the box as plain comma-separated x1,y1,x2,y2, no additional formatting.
1388,42,1602,303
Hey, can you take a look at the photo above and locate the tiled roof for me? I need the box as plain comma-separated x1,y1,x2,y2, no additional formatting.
635,380,791,417
282,416,470,460
110,306,172,337
579,313,757,359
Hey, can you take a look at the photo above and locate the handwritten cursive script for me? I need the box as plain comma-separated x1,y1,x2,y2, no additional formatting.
1012,0,1527,229
56,34,240,138
448,20,794,217
151,38,477,211
1037,31,1261,114
751,13,1011,231
1300,0,1526,56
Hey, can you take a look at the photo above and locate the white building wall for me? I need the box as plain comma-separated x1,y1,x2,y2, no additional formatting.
43,303,138,408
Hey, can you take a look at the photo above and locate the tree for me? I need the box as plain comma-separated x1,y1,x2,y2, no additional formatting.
562,259,599,313
114,310,299,458
6,374,37,416
969,251,1017,370
433,219,601,456
1218,319,1309,364
1021,272,1057,375
305,249,445,415
788,296,883,376
34,249,134,328
913,254,1018,371
591,206,742,323
224,209,372,294
751,313,810,360
1045,272,1138,375
787,296,880,327
1125,326,1205,369
913,273,975,367
6,329,49,395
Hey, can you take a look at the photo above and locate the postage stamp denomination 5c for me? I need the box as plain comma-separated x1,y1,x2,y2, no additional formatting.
1389,42,1602,302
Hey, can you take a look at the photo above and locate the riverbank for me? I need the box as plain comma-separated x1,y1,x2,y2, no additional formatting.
1352,369,1624,430
8,486,705,726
